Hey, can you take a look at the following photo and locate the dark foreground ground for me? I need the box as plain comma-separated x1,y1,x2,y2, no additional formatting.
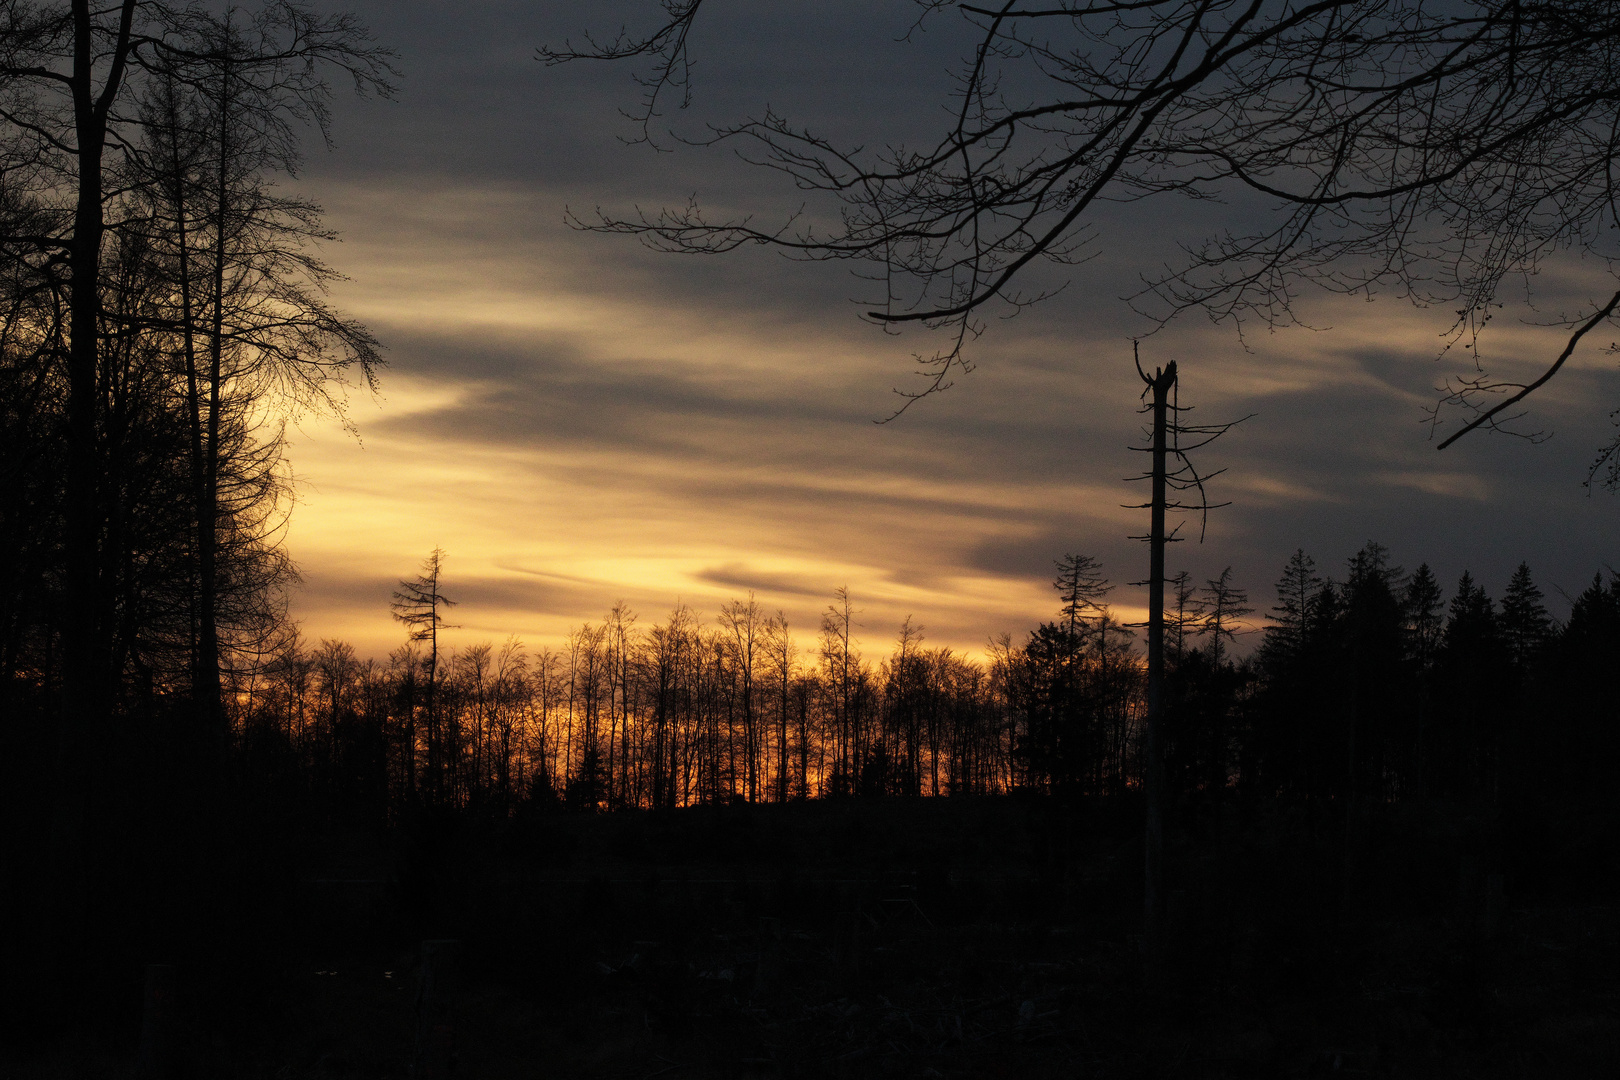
3,796,1616,1078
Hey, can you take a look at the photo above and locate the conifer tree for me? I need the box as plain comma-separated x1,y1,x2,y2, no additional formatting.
1167,570,1200,667
1403,564,1446,668
1261,549,1320,668
1196,567,1253,667
1053,553,1109,638
1499,562,1553,669
1445,572,1497,649
392,548,457,799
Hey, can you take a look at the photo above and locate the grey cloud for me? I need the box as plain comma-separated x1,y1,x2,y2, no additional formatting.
694,563,831,599
359,319,1120,498
283,1,1620,654
297,567,601,623
371,307,1617,626
968,530,1095,583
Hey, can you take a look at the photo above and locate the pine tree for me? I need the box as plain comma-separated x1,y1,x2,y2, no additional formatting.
392,548,457,800
1499,562,1553,668
1445,571,1497,649
1196,567,1253,667
1261,549,1320,667
1053,553,1110,637
1403,563,1445,668
1168,570,1200,667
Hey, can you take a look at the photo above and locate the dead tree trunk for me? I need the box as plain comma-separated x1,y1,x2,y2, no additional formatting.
1141,360,1177,964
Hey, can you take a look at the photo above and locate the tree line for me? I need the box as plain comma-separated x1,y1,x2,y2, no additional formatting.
212,546,1619,850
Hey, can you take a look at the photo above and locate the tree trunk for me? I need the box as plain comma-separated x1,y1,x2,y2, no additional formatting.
1142,360,1176,968
50,0,140,1012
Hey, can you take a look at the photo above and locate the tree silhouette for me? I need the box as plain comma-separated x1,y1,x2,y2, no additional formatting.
1260,550,1321,669
1195,567,1253,668
1167,569,1200,668
1500,562,1554,670
135,11,386,736
819,587,860,796
1053,554,1109,638
1403,564,1446,669
392,548,457,801
719,595,763,803
0,0,393,773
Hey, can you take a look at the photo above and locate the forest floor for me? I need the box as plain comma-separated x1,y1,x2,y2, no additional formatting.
4,796,1616,1078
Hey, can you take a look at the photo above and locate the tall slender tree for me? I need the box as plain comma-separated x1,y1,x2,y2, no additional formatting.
764,611,797,803
392,548,457,801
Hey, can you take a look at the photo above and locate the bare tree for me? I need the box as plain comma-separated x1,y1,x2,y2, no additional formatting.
0,0,393,765
604,601,638,806
764,611,798,803
1168,569,1201,666
819,586,859,794
719,593,764,802
131,5,389,733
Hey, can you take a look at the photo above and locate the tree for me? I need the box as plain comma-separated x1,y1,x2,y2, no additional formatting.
1403,563,1446,669
1167,569,1201,667
719,594,762,801
1261,549,1321,669
1053,553,1109,638
0,5,392,1010
819,586,859,794
1499,562,1553,669
764,611,797,802
0,0,393,740
1006,620,1086,791
392,548,457,800
1196,567,1253,667
1402,561,1444,798
1122,354,1240,957
603,600,638,806
131,6,388,734
1340,542,1410,807
547,1,1620,460
1431,570,1507,799
883,614,928,795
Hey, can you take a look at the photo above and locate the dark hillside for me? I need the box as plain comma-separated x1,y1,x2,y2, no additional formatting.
4,795,1615,1079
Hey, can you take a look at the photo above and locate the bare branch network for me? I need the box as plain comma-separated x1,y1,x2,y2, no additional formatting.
545,1,1620,468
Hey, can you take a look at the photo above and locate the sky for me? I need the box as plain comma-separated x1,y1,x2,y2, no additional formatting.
279,1,1620,663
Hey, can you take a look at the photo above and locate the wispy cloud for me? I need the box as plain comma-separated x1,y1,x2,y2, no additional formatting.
279,5,1620,661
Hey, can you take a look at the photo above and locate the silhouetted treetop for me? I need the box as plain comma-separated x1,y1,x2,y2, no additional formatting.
1260,549,1319,669
1053,553,1109,638
1500,562,1554,667
1403,562,1446,667
392,548,457,645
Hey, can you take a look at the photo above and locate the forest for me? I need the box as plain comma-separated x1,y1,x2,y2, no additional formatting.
37,544,1607,844
3,2,1619,1076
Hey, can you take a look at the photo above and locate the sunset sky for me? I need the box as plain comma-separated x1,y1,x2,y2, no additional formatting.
281,1,1620,662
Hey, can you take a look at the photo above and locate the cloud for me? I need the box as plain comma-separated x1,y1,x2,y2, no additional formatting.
694,563,835,599
274,3,1620,664
1375,471,1493,502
